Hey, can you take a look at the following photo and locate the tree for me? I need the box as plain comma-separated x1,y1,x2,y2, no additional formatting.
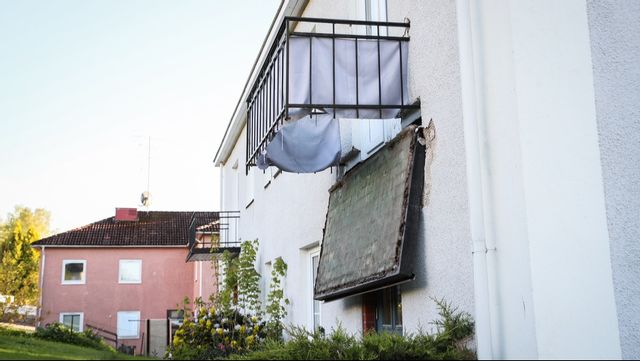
0,206,50,320
0,206,50,244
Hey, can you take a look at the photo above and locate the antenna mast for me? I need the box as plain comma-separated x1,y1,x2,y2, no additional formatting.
140,136,152,210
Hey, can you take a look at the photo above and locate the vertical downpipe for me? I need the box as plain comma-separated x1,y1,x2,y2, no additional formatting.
456,0,495,358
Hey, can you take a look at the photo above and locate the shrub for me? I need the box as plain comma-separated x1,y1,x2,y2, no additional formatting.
167,301,267,360
167,239,295,360
231,298,476,360
34,322,112,351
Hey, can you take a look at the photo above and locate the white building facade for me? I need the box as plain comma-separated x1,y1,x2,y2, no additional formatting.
212,0,640,359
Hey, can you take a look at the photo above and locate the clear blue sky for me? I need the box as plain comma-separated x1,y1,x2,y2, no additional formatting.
0,0,280,233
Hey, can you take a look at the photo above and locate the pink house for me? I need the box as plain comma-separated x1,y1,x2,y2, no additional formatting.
32,209,220,355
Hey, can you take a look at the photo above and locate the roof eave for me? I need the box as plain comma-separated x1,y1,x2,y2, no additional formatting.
213,0,310,167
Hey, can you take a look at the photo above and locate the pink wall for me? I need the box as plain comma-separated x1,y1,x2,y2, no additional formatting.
38,247,214,349
192,259,219,303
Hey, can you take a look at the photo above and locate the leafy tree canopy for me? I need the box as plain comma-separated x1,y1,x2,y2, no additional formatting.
0,206,51,316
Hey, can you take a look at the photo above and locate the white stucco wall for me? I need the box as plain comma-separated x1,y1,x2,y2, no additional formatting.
217,0,476,337
470,0,622,358
220,124,339,331
215,1,633,358
587,1,640,359
387,0,475,335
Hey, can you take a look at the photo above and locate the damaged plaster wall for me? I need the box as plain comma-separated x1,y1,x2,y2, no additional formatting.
300,0,475,336
389,0,475,335
587,1,640,358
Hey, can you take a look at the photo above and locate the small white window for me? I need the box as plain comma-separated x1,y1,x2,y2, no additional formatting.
310,250,322,330
119,260,142,284
61,260,86,285
59,312,84,332
117,311,140,339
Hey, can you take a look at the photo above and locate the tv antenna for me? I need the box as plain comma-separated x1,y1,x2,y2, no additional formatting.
140,136,151,209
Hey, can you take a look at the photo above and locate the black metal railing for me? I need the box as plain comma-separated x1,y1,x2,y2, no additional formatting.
245,16,418,169
86,323,118,348
186,211,241,262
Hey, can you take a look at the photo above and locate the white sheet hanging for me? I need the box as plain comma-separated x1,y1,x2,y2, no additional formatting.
257,115,341,173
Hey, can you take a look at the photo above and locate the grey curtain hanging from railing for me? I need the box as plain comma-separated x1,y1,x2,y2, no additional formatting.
287,37,409,120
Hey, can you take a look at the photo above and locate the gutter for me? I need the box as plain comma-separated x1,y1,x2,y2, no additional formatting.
213,0,310,166
456,0,498,358
32,245,188,249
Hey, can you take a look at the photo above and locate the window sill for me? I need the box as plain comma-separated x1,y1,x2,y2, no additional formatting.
61,281,86,285
118,281,142,285
117,336,140,340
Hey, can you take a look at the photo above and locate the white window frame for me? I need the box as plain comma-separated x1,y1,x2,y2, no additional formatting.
59,312,84,332
118,259,142,284
61,260,87,285
117,311,141,339
309,248,322,331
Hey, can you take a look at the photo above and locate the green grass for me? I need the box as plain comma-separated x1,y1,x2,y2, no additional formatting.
0,328,155,360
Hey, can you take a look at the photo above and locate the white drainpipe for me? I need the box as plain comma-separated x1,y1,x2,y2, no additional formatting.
456,0,498,358
37,246,46,327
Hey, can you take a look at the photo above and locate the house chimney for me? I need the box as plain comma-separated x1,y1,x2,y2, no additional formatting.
115,208,138,221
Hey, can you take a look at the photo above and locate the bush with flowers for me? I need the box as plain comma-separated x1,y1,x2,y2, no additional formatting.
166,240,290,360
170,300,267,359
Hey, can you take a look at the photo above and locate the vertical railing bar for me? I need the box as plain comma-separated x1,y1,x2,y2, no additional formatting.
280,45,284,121
246,103,249,168
377,24,382,118
258,87,262,162
268,66,272,143
309,35,313,111
355,37,359,118
272,58,276,133
285,19,290,125
275,52,278,129
399,40,404,107
332,23,336,117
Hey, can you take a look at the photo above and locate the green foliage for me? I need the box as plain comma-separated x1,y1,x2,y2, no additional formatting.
0,326,151,360
265,257,289,340
218,250,239,316
237,240,262,318
167,298,266,360
34,323,112,351
0,206,50,321
230,299,476,360
0,223,40,321
0,206,51,244
168,240,273,360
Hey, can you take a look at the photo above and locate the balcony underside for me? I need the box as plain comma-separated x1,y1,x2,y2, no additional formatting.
186,247,241,262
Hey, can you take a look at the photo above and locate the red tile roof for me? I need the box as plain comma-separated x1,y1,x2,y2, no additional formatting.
32,211,218,247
